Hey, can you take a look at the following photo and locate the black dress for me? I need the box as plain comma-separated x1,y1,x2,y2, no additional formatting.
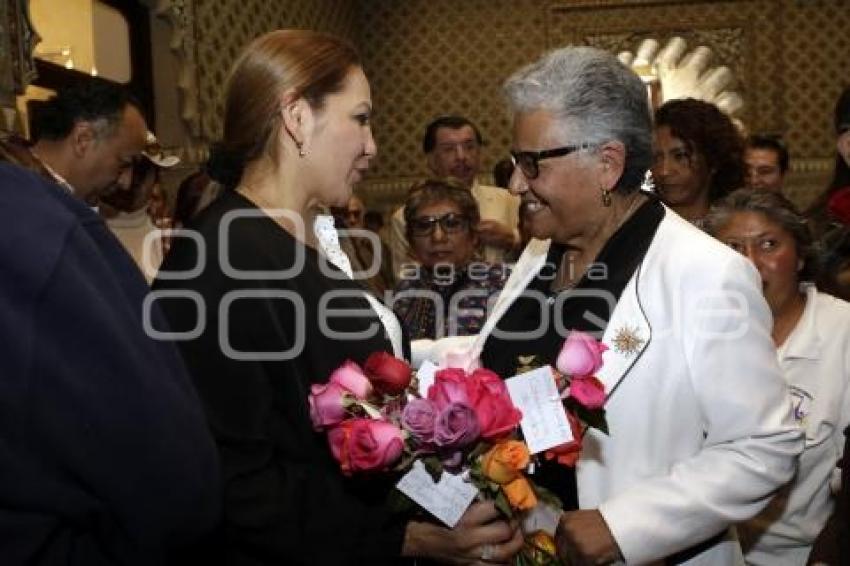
481,196,664,511
153,191,409,565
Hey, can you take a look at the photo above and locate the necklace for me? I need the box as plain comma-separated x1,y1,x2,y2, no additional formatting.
549,192,646,296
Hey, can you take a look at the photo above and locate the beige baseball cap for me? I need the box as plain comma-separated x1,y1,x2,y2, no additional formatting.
142,131,180,168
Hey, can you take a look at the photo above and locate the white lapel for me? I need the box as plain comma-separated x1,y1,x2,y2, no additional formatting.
470,238,552,358
596,262,651,400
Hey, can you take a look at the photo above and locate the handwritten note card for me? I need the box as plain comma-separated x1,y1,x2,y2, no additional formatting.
416,360,439,397
396,461,478,527
505,365,573,455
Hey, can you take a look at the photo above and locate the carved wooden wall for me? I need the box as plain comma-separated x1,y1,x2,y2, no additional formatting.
150,0,849,208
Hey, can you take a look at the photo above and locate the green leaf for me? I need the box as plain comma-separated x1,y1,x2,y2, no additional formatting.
467,441,491,463
532,484,564,510
494,489,514,519
566,399,609,435
422,456,443,483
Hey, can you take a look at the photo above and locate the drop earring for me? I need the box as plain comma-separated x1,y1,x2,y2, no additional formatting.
601,187,612,207
296,141,305,157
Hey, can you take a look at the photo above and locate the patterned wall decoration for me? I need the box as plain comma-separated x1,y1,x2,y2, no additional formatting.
193,0,358,142
357,0,548,207
780,2,850,159
548,1,774,131
546,0,849,207
186,0,849,209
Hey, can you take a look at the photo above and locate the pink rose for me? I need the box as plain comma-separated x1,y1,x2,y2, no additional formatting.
427,368,470,409
401,398,437,447
465,369,522,440
434,402,480,449
364,352,412,395
329,360,373,399
327,419,404,475
308,382,350,431
556,331,607,377
569,376,606,410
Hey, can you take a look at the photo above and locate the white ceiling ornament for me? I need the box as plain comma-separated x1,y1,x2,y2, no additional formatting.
618,37,744,118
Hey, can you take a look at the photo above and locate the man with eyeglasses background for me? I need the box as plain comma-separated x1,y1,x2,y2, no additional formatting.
389,115,520,278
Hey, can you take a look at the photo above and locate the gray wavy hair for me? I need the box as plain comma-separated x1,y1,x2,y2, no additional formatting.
704,188,816,281
503,46,652,192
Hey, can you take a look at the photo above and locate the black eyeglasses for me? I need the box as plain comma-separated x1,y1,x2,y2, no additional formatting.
409,212,469,237
510,143,596,179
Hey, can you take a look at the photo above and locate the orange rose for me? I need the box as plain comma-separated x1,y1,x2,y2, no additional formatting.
503,477,537,510
481,440,530,484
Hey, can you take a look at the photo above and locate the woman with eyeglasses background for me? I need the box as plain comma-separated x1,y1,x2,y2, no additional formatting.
428,46,801,565
651,98,746,227
392,178,508,341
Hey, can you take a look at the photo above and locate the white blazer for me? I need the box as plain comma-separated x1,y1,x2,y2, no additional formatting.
466,210,804,565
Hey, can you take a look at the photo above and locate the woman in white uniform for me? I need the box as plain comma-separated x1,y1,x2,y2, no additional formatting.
706,189,850,565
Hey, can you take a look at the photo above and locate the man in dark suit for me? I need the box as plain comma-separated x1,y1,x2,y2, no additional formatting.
0,90,220,563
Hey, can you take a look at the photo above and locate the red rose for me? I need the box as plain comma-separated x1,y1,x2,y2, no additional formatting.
569,376,606,410
828,186,850,225
327,419,404,475
364,352,412,395
427,368,470,409
465,369,522,440
545,412,583,467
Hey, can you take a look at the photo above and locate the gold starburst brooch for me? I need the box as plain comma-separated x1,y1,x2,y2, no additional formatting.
612,325,644,356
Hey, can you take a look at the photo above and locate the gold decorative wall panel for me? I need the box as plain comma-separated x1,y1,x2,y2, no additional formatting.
193,0,358,141
548,0,780,133
188,0,849,209
358,0,548,189
780,2,850,158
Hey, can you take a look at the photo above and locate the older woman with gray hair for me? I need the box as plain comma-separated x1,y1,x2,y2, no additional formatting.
705,189,850,565
422,46,804,565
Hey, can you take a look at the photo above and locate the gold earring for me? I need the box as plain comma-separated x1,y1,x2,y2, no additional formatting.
601,188,612,207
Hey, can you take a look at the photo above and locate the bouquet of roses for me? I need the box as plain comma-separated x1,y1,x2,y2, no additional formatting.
307,330,609,565
535,331,609,468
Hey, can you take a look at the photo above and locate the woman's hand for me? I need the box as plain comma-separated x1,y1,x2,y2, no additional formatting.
402,501,524,564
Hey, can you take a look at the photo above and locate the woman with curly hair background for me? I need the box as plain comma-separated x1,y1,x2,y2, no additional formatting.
652,98,745,226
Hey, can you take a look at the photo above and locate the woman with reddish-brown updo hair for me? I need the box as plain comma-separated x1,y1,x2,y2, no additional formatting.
154,30,522,565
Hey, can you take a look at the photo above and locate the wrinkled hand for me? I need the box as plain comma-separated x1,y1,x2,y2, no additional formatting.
402,501,524,564
555,509,622,565
617,37,743,116
476,220,516,250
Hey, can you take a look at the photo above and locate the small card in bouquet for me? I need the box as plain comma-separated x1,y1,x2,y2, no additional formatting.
396,460,478,528
415,360,439,396
505,365,573,455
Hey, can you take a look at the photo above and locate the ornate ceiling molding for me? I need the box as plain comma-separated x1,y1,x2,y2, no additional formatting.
150,0,207,163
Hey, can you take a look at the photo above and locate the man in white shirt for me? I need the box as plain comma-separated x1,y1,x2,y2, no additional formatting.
389,116,520,276
100,132,180,283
